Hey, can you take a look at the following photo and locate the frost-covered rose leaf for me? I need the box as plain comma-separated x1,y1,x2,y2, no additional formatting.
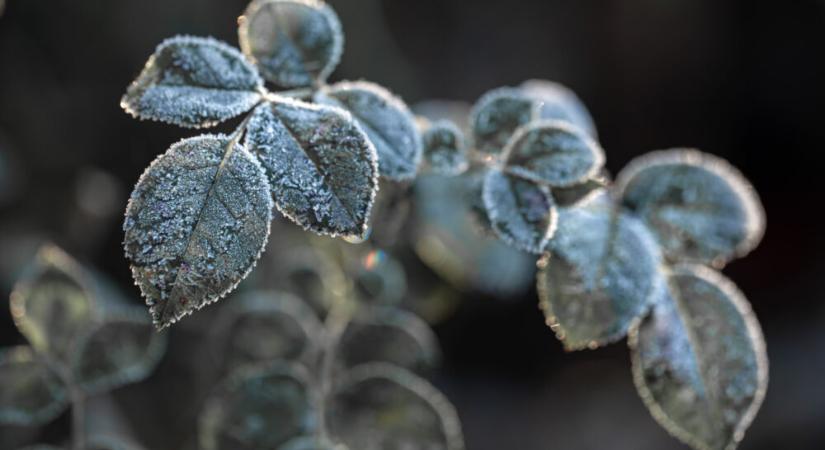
123,134,273,329
199,362,317,450
121,36,264,128
0,346,68,426
238,0,342,88
482,169,557,254
538,204,664,350
504,120,605,187
616,149,765,266
520,79,597,137
470,87,538,155
212,290,323,371
315,81,422,181
353,250,406,307
421,119,468,176
336,307,440,374
245,99,378,238
629,265,767,450
327,363,464,450
10,245,95,365
71,308,167,395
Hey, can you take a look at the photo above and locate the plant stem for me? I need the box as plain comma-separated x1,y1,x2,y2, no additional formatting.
70,386,86,450
316,298,354,443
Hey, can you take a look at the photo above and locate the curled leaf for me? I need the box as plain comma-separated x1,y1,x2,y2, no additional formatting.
421,119,468,176
121,36,263,128
239,0,343,88
629,265,768,450
616,149,765,266
470,87,538,155
0,346,68,426
538,205,664,350
315,81,422,181
327,363,464,450
245,98,378,239
123,134,273,329
482,169,557,254
503,120,605,187
520,79,597,137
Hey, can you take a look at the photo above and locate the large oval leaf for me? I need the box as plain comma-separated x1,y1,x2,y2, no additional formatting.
123,134,273,329
629,265,767,450
0,346,68,426
482,169,557,254
420,119,468,176
538,204,664,350
121,36,263,128
238,0,343,88
616,149,765,267
315,81,422,181
470,87,538,155
503,120,605,187
520,79,597,137
327,363,464,450
245,99,378,239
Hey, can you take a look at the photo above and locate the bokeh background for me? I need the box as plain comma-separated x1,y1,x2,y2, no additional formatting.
1,0,823,449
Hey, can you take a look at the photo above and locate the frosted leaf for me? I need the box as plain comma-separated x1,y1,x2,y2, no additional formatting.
212,290,323,371
10,245,95,365
199,362,317,450
421,120,468,176
503,120,605,187
315,81,423,181
245,99,378,239
616,149,765,266
71,308,167,395
281,436,348,450
353,250,406,307
629,265,767,450
327,363,464,450
0,346,68,426
121,36,263,128
238,0,342,88
470,87,538,155
335,307,440,374
520,79,597,137
123,134,273,329
538,205,664,350
482,169,557,254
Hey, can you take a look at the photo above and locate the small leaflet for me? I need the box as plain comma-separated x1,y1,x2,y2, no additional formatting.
503,120,605,187
71,308,167,395
629,265,767,450
199,362,317,450
238,0,343,88
615,149,766,267
482,169,557,254
10,245,96,365
121,36,263,128
123,134,274,329
0,346,68,426
327,363,464,450
335,307,441,374
315,81,423,181
520,79,597,137
421,119,469,176
245,98,379,239
538,204,664,350
470,87,538,155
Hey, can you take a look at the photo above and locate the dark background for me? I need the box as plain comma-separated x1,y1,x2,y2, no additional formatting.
1,0,824,449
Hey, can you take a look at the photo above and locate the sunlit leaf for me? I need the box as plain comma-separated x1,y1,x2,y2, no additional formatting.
315,81,422,181
245,98,378,239
10,245,95,364
238,0,343,88
121,36,263,128
503,120,605,187
616,149,765,267
123,134,273,329
482,169,557,254
0,346,68,426
520,79,597,137
335,307,440,374
538,204,664,350
470,87,538,155
352,250,406,307
199,362,318,450
327,363,464,450
629,265,768,450
421,120,468,176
